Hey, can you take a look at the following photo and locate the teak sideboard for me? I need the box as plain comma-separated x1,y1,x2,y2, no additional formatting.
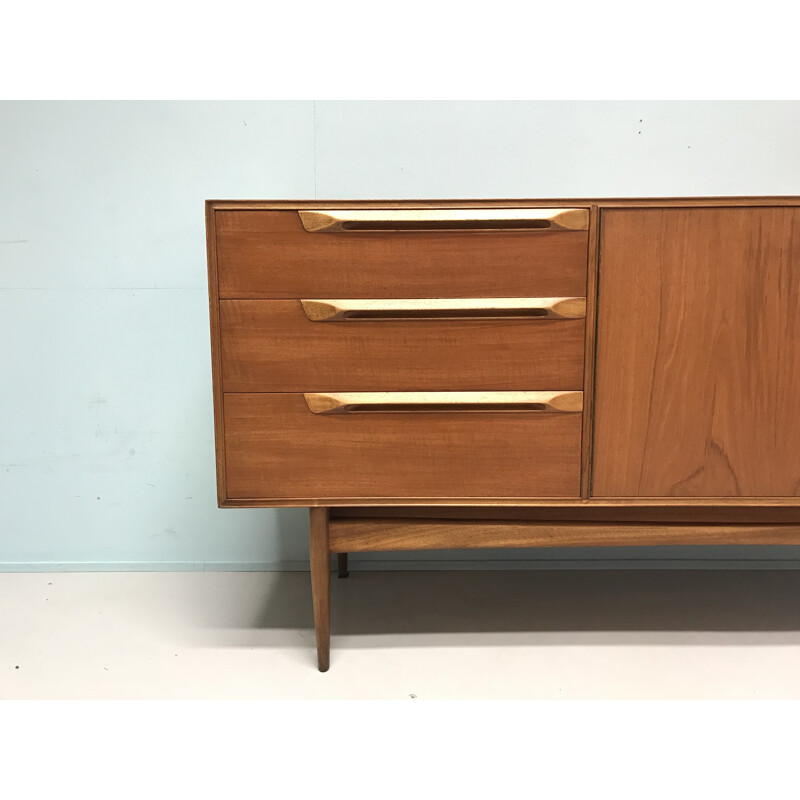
206,198,800,671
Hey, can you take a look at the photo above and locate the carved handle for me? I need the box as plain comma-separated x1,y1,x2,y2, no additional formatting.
304,391,583,415
298,208,589,232
300,297,586,322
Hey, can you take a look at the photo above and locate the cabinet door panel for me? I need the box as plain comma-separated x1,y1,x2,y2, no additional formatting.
593,207,800,498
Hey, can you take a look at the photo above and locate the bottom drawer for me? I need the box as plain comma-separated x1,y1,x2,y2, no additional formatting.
223,392,583,502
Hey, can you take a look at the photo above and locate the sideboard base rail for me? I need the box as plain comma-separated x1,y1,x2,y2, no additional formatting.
308,508,800,671
329,518,800,551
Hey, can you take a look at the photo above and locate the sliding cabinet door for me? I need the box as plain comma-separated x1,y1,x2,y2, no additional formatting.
593,206,800,498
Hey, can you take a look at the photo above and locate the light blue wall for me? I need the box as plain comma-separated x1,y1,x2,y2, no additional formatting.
2,101,800,570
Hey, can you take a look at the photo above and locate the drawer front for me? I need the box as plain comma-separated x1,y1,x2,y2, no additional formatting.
223,392,583,501
215,209,589,298
219,299,586,391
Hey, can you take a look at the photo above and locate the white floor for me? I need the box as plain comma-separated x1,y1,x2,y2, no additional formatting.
1,568,799,699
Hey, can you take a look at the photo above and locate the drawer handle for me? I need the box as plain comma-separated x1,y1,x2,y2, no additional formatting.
298,208,589,233
304,391,583,415
301,297,586,322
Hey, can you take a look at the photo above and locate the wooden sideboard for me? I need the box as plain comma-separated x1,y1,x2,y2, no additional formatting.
206,198,800,671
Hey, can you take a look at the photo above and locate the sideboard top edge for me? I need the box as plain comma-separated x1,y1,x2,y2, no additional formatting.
206,197,800,211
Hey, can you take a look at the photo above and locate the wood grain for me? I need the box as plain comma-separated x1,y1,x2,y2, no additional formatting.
329,518,800,551
219,299,585,391
593,206,800,498
208,199,800,510
223,393,582,501
215,210,588,299
309,507,330,672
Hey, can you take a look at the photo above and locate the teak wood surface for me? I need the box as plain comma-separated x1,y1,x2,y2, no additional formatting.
219,299,585,392
223,393,582,500
329,518,800,551
593,206,800,498
214,210,588,299
308,507,330,672
207,198,800,510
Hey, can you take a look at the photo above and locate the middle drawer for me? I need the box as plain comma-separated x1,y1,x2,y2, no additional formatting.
219,298,586,392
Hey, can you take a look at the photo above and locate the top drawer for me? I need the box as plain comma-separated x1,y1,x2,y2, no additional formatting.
214,208,589,298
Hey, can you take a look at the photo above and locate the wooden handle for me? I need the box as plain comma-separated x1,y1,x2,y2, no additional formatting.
304,391,583,415
300,297,586,321
298,208,589,232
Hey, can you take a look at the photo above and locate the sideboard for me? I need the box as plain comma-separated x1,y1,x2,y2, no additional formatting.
206,198,800,670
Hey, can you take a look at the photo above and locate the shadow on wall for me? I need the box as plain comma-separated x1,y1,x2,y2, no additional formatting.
270,507,311,565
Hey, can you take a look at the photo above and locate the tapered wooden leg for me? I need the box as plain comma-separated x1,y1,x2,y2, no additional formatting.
309,507,331,672
337,552,349,579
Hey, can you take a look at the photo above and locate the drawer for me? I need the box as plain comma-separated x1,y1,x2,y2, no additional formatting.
223,392,583,501
219,298,586,391
214,208,589,298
